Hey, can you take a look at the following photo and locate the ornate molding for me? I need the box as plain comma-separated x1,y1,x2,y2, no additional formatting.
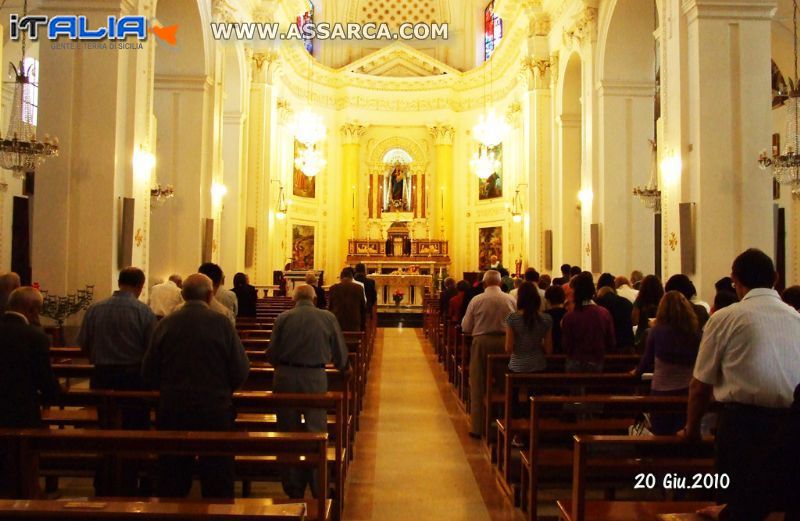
276,98,292,126
252,51,279,84
529,14,550,37
520,56,551,90
211,0,238,23
429,125,455,146
340,123,368,145
549,51,560,86
562,7,597,48
506,102,523,129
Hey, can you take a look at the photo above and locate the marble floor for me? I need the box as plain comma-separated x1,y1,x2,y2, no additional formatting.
343,327,522,521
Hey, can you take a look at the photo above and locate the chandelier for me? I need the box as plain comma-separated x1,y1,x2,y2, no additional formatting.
472,110,509,148
471,145,500,180
0,0,58,177
150,184,175,207
290,108,326,147
759,0,800,197
510,185,526,223
294,143,326,177
633,139,662,212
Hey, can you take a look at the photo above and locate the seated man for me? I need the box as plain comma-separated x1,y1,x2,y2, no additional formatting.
142,273,250,499
266,284,349,498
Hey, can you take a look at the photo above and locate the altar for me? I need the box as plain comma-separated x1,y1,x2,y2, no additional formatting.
369,273,433,310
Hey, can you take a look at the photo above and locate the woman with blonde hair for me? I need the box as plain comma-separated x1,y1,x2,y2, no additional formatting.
633,290,701,434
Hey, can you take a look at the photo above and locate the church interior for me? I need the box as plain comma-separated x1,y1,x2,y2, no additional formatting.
0,0,798,520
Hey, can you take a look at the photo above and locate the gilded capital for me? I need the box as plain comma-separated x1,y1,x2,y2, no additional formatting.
340,123,368,145
252,51,279,84
429,125,455,146
562,7,597,48
520,56,551,91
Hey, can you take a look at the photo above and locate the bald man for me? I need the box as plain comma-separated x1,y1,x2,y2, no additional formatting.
0,272,21,312
267,284,349,499
0,287,59,427
143,273,249,499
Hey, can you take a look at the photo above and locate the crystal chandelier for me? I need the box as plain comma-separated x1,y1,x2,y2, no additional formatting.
471,145,500,180
0,0,58,178
294,143,326,177
150,184,175,207
472,110,509,148
758,0,800,197
633,139,662,212
290,108,326,147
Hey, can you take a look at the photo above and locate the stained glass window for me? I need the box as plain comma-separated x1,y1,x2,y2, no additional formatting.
297,1,314,54
484,1,502,61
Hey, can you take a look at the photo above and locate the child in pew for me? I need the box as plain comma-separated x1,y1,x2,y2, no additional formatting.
632,291,700,434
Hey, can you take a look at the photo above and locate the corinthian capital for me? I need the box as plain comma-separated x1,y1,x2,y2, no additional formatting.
429,125,455,146
520,56,551,90
340,123,368,145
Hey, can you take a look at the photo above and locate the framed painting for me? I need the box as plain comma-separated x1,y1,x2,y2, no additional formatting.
478,226,502,270
291,224,315,270
293,140,316,198
478,144,503,200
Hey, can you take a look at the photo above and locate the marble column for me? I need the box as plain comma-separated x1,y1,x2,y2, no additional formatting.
340,123,367,248
675,0,776,299
429,125,454,244
32,0,155,300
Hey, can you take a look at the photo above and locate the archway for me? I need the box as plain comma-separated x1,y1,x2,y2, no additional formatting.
150,0,212,280
558,52,583,267
597,0,657,276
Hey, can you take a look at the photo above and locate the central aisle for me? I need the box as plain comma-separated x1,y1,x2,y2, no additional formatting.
343,327,520,521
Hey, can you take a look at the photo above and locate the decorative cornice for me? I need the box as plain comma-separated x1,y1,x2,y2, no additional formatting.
429,125,455,146
562,6,597,48
340,123,368,145
681,0,777,22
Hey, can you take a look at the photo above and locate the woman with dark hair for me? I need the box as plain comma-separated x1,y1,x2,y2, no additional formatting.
544,285,567,354
633,291,701,434
561,272,615,372
712,290,739,313
632,275,664,349
664,274,709,329
231,272,258,317
504,282,553,373
783,285,800,312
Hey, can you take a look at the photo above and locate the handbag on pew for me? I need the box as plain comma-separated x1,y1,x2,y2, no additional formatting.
628,412,654,437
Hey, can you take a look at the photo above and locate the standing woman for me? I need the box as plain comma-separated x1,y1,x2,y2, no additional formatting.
504,282,553,373
632,275,664,350
633,291,700,434
232,273,258,317
561,273,615,373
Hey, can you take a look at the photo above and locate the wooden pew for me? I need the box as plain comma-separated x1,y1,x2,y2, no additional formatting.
556,435,715,521
0,498,308,520
521,396,692,521
0,428,330,521
496,373,650,494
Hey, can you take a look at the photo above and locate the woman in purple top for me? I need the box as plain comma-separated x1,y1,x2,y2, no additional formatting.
633,290,700,434
561,272,615,372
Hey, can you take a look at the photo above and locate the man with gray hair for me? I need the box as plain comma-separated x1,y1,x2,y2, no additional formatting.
0,287,59,428
266,283,349,499
143,273,249,498
461,270,515,438
0,272,21,311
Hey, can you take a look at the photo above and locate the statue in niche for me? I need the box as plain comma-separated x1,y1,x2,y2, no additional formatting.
381,162,412,212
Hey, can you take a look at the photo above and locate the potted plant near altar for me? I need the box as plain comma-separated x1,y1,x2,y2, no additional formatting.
392,289,404,306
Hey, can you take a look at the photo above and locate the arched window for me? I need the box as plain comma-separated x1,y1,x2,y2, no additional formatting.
297,0,315,54
484,1,502,61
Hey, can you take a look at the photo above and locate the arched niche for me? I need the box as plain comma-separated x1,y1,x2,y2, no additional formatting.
557,52,583,266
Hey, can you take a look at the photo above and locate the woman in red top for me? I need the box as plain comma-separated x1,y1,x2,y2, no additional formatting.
561,272,615,372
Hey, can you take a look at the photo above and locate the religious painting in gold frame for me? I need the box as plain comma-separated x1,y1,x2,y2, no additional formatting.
478,144,503,200
478,226,502,270
291,224,315,270
293,140,316,198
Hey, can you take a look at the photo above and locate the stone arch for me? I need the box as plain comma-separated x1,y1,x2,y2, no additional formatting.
367,136,428,175
556,51,583,266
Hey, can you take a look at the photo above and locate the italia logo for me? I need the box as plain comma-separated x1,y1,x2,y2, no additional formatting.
10,14,178,45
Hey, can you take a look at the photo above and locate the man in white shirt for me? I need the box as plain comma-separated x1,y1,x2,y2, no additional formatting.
149,274,183,318
614,276,639,304
461,270,515,438
681,249,800,521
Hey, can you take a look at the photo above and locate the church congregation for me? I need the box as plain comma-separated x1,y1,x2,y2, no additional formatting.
1,0,800,519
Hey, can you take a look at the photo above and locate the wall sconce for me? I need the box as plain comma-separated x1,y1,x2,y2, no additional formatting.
577,188,594,210
273,181,288,220
133,146,155,184
150,184,175,207
211,182,228,210
661,153,682,187
510,184,527,223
